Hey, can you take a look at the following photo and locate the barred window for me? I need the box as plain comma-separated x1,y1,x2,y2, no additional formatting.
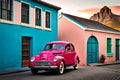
0,0,12,20
21,3,29,23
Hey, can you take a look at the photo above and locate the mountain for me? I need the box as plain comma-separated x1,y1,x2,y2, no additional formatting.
90,6,120,30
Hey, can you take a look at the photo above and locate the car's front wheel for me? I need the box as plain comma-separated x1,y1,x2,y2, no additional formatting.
31,68,38,75
57,61,64,74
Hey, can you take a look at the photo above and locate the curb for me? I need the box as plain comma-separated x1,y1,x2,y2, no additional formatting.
0,67,30,75
89,61,120,67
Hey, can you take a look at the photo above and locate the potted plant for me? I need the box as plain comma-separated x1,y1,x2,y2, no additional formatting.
99,54,106,63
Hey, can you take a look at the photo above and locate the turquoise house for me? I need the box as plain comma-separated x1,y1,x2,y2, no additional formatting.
0,0,60,71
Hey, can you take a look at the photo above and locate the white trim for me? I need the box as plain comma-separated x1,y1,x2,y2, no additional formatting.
115,38,120,39
0,19,14,24
85,28,120,35
0,16,51,32
36,25,43,30
20,23,32,27
35,6,42,9
21,1,30,5
44,27,52,31
0,18,51,31
106,37,112,39
62,15,86,30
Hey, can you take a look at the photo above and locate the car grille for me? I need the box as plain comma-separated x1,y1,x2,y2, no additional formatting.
36,61,52,66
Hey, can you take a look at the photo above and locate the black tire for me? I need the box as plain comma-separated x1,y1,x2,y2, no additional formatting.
31,68,38,75
57,61,64,74
74,59,79,70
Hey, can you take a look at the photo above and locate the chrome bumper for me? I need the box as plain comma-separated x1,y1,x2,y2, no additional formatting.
29,66,58,70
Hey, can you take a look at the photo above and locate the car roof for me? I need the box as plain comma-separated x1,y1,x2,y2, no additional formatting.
47,41,70,44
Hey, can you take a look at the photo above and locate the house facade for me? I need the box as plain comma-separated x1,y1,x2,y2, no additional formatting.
58,13,120,66
0,0,60,70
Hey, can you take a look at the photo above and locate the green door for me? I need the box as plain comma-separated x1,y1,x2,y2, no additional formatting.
87,36,98,65
116,39,120,61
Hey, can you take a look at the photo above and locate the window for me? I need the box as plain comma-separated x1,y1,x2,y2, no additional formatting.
0,0,12,20
65,44,71,51
45,11,50,28
35,8,41,26
107,38,112,56
44,44,64,50
71,44,75,51
21,3,29,23
116,39,120,45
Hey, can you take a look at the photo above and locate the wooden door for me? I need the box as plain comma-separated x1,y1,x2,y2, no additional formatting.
22,37,30,67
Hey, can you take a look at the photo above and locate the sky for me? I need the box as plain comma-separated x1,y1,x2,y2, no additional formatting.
42,0,120,18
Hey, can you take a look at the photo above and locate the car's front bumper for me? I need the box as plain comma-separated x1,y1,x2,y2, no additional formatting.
29,66,58,70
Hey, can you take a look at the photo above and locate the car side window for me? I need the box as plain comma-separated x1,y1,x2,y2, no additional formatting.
71,44,75,51
65,44,71,51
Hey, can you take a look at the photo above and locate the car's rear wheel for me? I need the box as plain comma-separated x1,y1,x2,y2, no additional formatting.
31,68,38,75
57,61,64,74
74,59,79,70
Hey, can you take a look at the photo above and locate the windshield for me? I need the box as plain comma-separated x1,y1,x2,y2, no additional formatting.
44,44,64,50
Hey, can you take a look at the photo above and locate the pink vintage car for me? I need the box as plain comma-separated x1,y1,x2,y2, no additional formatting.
29,41,80,74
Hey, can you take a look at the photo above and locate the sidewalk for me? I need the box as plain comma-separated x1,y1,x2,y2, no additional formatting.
0,67,30,75
89,60,120,67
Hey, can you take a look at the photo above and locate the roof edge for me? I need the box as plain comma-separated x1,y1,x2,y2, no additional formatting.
61,13,120,34
61,13,86,30
33,0,61,10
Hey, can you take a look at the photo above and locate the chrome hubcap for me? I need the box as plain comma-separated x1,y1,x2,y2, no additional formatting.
60,62,64,74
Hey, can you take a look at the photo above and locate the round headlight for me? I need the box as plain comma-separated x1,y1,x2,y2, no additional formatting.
31,57,35,62
54,57,58,62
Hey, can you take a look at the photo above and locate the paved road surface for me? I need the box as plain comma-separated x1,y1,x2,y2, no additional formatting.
0,65,120,80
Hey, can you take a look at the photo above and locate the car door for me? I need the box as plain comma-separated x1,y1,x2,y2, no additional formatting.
70,44,76,64
64,44,73,65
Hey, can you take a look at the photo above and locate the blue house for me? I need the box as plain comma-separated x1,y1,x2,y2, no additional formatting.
0,0,60,71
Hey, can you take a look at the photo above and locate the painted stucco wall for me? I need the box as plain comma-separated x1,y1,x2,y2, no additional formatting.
0,23,57,70
58,16,86,65
0,0,59,70
84,30,120,63
58,16,120,65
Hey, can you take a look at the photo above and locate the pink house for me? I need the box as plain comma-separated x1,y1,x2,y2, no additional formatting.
58,13,120,66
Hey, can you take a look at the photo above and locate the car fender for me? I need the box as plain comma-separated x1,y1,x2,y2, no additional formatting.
55,56,65,65
33,55,40,60
29,55,39,66
74,55,80,64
